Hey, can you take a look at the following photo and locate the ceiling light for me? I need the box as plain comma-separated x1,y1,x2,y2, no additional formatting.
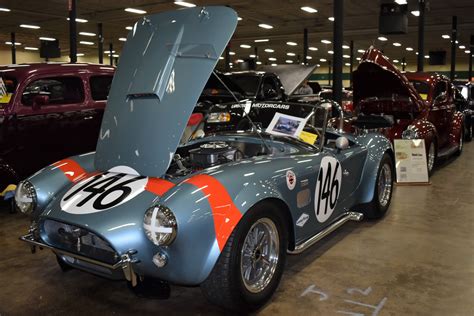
79,32,95,37
24,47,38,51
320,58,327,62
411,10,420,16
269,57,277,61
39,37,56,41
255,39,269,42
321,39,331,44
0,7,11,12
328,17,335,21
345,63,351,66
219,56,224,60
124,8,147,14
356,57,361,61
442,34,450,39
342,45,350,49
378,36,388,41
119,37,127,42
285,60,293,64
125,26,133,31
264,48,274,53
393,59,399,63
20,24,40,29
357,49,365,53
77,53,85,57
249,54,256,58
236,59,244,63
459,45,466,49
286,41,297,46
406,47,414,51
465,50,471,54
309,47,318,51
229,51,236,55
256,61,262,65
258,23,273,29
80,41,94,45
316,64,321,67
174,1,196,8
424,55,429,59
238,17,242,21
343,54,350,58
287,52,296,56
67,18,88,23
5,41,21,45
395,0,407,4
393,42,402,47
307,56,312,60
271,63,277,66
112,54,119,58
240,44,251,49
328,50,334,54
301,6,318,13
105,50,116,54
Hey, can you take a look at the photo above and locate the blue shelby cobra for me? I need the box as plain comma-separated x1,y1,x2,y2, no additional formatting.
16,6,394,312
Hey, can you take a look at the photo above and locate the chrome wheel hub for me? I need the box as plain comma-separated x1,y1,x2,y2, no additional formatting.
377,163,392,207
427,143,435,172
240,218,279,294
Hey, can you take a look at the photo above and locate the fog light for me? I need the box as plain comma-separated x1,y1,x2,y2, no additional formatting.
152,252,168,268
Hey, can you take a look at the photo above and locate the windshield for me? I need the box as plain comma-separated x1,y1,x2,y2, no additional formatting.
202,72,246,99
226,74,261,97
0,76,17,108
409,80,430,100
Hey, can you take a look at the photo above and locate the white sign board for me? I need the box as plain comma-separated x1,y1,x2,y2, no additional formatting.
265,112,307,138
394,139,429,183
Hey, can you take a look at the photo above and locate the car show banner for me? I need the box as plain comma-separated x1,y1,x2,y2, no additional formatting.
394,139,429,184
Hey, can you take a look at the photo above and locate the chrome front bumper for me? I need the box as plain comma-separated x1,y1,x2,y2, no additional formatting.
19,233,139,286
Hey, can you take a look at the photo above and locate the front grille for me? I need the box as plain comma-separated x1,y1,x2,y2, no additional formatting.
41,219,119,265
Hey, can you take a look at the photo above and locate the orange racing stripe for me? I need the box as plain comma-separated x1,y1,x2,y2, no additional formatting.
186,174,243,252
52,159,87,183
145,178,175,196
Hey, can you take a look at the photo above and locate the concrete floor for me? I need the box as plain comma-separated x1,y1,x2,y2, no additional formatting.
0,143,473,316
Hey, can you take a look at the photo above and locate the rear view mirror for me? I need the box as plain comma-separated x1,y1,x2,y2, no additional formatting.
33,94,49,110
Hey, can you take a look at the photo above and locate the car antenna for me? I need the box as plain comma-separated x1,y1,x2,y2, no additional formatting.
212,70,272,154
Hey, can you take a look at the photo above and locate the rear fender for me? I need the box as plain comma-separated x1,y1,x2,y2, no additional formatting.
449,111,464,145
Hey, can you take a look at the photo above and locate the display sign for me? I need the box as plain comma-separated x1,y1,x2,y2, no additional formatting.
394,139,429,184
266,112,307,138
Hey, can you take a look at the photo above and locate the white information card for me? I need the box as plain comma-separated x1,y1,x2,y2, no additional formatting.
394,139,429,184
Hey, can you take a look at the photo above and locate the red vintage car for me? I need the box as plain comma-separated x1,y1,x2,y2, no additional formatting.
352,47,464,174
0,63,115,205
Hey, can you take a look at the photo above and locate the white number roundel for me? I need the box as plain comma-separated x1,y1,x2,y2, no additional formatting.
314,156,342,223
60,172,147,214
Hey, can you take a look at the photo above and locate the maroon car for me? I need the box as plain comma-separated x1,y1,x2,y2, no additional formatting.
0,63,114,203
352,47,464,174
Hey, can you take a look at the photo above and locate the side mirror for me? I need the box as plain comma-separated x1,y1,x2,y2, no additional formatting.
335,136,349,151
32,94,49,110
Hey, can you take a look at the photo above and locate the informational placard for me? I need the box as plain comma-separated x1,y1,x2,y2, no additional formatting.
394,139,429,184
265,112,307,138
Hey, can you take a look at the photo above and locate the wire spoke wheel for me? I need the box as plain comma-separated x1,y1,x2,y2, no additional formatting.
240,218,279,294
427,142,436,172
377,163,392,207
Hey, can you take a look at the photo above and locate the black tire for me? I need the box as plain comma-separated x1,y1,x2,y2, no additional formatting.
362,152,394,220
455,128,464,156
465,121,472,142
201,201,288,312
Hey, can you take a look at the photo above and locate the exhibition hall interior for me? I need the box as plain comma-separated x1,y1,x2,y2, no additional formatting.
0,0,473,315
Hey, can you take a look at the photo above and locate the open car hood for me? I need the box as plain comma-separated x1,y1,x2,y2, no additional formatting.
95,7,237,177
353,47,424,113
261,64,317,96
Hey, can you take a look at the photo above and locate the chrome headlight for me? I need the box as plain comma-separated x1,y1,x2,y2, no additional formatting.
207,112,231,123
14,181,37,214
143,205,177,246
402,126,420,139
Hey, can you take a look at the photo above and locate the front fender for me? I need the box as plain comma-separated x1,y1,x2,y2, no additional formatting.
353,133,393,205
411,119,437,150
27,152,96,218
